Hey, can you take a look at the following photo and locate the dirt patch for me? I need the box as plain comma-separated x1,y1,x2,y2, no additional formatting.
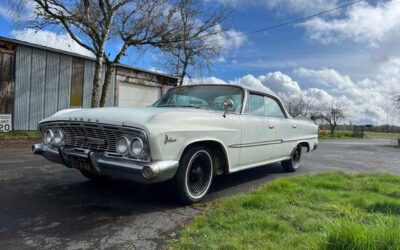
0,139,42,149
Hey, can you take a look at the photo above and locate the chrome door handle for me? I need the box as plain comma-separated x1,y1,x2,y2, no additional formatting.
269,124,274,129
292,124,297,129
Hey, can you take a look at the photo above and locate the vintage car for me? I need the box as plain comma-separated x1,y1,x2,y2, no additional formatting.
32,84,318,204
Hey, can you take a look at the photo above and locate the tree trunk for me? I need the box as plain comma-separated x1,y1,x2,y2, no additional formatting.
179,58,189,86
99,62,115,107
91,56,104,108
330,124,336,135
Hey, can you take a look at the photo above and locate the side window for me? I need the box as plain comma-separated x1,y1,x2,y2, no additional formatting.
265,97,285,118
249,94,265,116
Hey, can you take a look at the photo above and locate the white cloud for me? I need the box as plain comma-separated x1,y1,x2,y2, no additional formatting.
148,66,167,74
301,0,400,60
0,6,13,20
207,25,247,51
294,68,354,89
185,76,229,85
12,28,93,57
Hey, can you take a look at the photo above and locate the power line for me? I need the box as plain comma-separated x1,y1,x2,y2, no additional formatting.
226,0,364,40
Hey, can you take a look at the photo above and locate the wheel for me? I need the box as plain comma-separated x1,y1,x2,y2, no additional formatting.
282,145,302,172
174,146,214,204
80,170,110,182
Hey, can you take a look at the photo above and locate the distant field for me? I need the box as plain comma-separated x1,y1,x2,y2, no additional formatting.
365,131,400,137
0,131,40,140
319,130,400,140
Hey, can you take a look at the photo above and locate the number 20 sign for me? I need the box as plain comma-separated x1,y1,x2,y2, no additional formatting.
0,114,12,132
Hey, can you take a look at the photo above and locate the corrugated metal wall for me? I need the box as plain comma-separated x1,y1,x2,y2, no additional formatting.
14,45,115,130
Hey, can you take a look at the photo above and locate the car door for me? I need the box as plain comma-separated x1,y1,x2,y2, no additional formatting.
264,96,295,157
238,93,279,168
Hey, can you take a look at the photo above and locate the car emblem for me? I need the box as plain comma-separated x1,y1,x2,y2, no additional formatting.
165,135,177,144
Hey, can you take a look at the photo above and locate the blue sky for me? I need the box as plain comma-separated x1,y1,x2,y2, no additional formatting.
0,0,399,125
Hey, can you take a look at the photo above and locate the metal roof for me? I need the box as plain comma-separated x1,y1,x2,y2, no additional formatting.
0,36,179,80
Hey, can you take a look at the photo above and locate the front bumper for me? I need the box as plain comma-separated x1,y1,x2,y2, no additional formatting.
32,144,179,184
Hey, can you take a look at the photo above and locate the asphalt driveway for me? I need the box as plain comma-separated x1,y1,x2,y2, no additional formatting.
0,137,399,249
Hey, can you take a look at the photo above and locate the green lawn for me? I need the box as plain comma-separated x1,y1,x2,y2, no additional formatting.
170,173,400,249
318,134,356,140
0,131,40,140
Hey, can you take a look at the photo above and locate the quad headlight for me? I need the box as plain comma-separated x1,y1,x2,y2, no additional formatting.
116,136,146,158
117,136,130,155
130,137,144,157
44,129,54,145
43,129,65,146
53,130,64,145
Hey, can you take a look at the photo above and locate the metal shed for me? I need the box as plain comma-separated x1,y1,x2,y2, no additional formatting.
0,36,178,131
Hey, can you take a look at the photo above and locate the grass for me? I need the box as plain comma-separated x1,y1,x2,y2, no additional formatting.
319,134,356,140
0,130,40,140
170,173,400,249
319,130,359,140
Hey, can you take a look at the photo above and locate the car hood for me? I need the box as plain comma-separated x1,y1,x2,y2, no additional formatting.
40,107,230,133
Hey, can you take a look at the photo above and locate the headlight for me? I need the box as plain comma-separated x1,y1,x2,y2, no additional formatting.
53,130,64,145
130,137,144,157
44,129,54,145
117,136,130,155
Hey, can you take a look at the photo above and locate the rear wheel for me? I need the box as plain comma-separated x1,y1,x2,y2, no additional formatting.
282,145,302,172
174,146,214,204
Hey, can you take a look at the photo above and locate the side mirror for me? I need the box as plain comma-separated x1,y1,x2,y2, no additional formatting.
223,99,234,117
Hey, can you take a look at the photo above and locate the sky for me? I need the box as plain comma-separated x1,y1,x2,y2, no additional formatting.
0,0,399,125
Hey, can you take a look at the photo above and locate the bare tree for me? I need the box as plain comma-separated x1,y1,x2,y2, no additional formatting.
287,94,314,118
5,0,180,107
159,0,231,85
393,92,400,119
312,102,345,135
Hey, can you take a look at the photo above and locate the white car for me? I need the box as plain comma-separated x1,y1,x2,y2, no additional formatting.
33,84,318,204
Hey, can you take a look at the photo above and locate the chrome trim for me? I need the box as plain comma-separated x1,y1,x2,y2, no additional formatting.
229,136,318,148
282,136,318,143
229,139,282,148
32,143,178,184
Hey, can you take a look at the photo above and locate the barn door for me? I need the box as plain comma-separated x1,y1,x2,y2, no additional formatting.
0,42,16,116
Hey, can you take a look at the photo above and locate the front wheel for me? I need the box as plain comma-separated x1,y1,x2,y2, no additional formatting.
281,145,302,172
174,146,214,204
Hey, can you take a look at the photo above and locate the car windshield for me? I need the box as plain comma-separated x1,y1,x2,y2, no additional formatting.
152,85,244,114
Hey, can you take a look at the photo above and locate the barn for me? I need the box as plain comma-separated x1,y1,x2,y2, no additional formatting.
0,36,178,131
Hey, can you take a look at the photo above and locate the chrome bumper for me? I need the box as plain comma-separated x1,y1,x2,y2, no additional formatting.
32,144,179,184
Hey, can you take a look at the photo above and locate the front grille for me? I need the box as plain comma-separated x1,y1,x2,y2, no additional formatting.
39,122,146,153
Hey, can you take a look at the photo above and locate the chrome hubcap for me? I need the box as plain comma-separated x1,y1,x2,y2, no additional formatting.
186,151,212,198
